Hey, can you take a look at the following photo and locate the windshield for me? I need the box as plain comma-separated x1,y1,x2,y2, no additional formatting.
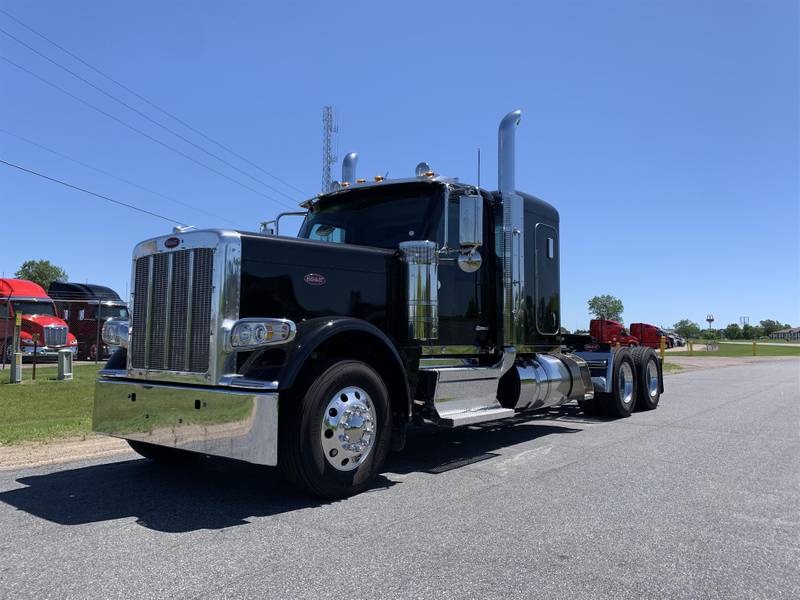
12,300,56,317
100,305,128,320
298,183,443,250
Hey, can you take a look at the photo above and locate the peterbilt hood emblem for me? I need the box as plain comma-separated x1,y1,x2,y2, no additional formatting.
164,237,180,248
303,273,326,286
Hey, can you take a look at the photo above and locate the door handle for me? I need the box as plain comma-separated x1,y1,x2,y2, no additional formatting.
474,325,489,332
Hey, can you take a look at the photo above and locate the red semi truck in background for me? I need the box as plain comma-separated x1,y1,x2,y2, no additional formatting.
0,278,78,361
590,319,639,347
630,323,673,349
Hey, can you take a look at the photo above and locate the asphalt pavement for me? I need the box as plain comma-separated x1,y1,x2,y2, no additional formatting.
1,360,798,599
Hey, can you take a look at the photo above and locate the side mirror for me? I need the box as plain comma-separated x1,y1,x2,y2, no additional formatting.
458,194,483,272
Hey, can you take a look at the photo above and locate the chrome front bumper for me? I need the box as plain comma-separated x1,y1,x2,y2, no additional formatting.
93,378,279,466
20,345,77,358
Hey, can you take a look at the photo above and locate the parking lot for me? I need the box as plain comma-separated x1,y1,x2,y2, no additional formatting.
1,359,797,599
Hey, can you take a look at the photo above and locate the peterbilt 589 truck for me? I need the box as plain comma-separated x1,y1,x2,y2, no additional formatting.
94,110,664,498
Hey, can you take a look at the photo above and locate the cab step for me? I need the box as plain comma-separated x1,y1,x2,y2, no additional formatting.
437,407,516,428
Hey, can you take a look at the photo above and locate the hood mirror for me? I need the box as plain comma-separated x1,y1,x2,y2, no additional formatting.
458,194,483,272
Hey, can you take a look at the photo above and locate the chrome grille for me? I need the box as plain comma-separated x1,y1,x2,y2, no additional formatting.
44,325,67,347
130,248,214,373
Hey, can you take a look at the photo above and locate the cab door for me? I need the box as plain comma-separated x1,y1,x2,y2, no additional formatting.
436,191,495,350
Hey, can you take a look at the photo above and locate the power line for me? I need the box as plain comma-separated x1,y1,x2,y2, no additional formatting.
0,128,246,229
0,158,184,225
0,54,296,211
0,7,312,198
0,25,302,204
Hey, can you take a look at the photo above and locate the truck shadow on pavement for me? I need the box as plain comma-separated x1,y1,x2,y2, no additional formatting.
0,414,581,533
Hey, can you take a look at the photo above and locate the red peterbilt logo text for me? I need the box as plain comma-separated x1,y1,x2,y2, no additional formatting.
303,273,326,286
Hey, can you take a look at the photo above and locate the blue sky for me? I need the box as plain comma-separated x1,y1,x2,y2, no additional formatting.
1,0,797,331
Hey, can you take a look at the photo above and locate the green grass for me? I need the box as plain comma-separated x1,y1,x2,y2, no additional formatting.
684,342,800,358
0,364,101,445
662,361,683,373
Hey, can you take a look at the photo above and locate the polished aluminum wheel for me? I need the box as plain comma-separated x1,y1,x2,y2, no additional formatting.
619,361,635,405
646,360,659,399
320,386,376,472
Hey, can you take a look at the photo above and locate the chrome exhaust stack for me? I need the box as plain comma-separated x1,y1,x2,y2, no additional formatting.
498,110,524,347
342,152,358,184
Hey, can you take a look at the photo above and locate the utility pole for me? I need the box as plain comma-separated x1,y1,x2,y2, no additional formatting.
322,106,337,193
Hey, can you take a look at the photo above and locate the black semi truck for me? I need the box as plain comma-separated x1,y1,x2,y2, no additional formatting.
49,282,128,360
94,110,664,498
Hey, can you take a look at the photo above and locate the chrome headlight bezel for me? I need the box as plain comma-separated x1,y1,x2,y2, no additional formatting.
102,319,130,349
227,318,296,351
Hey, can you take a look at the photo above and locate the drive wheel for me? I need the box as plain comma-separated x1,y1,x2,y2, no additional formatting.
279,360,391,499
631,347,661,411
127,440,198,463
597,348,637,418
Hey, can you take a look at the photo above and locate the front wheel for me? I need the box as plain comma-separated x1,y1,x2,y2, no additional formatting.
279,360,391,498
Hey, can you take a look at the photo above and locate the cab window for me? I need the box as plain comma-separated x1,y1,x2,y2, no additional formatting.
307,223,346,243
298,183,443,250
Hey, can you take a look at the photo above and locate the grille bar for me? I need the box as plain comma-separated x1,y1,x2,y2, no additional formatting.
185,250,194,371
143,255,154,368
163,252,174,370
130,247,214,374
44,326,67,346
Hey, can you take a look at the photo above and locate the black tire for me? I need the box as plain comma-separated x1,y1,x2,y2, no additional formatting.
127,440,198,464
577,396,603,416
596,348,637,418
630,347,661,411
279,359,391,499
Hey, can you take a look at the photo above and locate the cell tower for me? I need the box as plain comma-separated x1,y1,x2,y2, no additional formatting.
322,106,337,192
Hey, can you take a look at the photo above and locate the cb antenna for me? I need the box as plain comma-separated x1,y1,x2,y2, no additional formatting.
477,147,481,188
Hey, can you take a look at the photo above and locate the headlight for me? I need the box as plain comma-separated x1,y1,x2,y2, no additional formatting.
69,339,78,345
102,319,129,348
20,338,35,346
228,318,296,350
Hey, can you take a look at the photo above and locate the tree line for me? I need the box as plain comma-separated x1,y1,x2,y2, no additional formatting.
672,319,791,340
